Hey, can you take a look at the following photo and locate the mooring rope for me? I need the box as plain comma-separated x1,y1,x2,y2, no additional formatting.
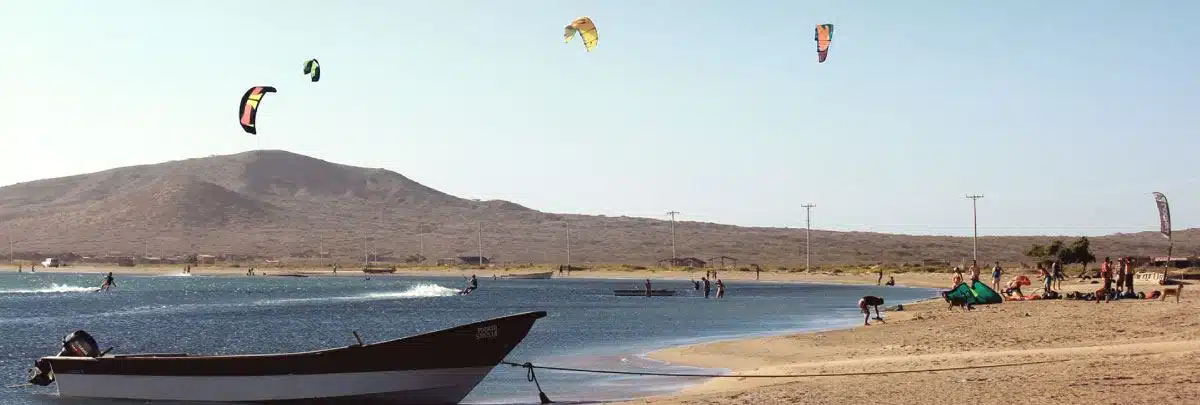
502,358,1062,403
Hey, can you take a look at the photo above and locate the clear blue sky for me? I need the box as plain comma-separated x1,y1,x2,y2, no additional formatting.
2,1,1197,236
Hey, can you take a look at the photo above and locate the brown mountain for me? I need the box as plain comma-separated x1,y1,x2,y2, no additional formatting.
0,150,1192,266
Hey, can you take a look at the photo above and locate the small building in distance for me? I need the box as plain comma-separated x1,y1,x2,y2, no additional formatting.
660,257,706,268
457,256,491,266
707,256,737,268
197,254,217,265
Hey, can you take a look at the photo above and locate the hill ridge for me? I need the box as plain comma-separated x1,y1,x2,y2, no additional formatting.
0,150,1193,265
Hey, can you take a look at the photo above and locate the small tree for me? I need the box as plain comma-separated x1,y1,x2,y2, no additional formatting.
1067,237,1096,276
1025,244,1048,263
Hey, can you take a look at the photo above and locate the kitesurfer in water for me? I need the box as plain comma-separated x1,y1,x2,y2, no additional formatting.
98,272,116,292
461,275,478,295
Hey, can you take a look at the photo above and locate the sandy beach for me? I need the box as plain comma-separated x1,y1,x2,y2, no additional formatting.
622,279,1199,405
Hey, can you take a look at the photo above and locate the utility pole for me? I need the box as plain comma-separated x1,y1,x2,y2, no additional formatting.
7,235,13,264
666,211,680,263
966,194,984,262
476,221,484,268
802,203,815,272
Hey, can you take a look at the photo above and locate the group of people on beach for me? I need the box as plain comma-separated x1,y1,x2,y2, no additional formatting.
1096,256,1137,302
953,256,1143,302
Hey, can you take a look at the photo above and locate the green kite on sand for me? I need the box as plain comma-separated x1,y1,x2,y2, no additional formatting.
943,280,1003,305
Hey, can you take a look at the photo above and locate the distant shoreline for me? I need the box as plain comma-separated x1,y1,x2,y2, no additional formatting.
6,264,963,289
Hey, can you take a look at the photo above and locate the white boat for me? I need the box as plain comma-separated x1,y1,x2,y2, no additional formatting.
27,311,547,404
500,271,553,279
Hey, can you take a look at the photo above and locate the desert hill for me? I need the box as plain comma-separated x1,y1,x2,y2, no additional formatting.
0,150,1193,267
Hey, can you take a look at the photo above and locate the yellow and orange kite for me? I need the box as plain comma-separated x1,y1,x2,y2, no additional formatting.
563,17,598,52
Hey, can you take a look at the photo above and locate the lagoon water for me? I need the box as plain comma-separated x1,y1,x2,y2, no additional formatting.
0,272,937,404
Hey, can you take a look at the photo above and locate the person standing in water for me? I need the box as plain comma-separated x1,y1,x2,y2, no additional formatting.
98,272,116,292
715,279,725,299
702,277,711,298
644,279,652,297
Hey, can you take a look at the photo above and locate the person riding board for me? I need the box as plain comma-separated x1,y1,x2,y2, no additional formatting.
97,272,116,292
460,274,478,295
858,296,885,326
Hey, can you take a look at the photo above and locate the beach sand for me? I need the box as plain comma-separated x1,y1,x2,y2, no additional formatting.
14,263,1197,404
624,279,1200,405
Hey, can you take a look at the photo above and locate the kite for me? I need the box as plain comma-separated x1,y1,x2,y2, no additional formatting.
238,86,276,135
563,16,598,52
303,59,321,82
815,24,834,63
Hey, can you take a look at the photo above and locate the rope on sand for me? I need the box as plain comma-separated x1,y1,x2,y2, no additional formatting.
502,359,1062,404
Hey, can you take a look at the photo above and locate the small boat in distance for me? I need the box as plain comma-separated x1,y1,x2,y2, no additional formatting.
614,289,677,297
362,264,397,274
27,311,548,404
500,271,553,279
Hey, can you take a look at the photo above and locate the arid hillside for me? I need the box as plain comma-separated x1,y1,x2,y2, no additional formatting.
0,150,1193,266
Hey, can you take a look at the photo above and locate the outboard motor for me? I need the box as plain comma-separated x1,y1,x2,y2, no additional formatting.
29,330,101,386
60,330,100,358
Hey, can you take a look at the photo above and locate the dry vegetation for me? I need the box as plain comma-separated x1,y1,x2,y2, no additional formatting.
0,150,1194,267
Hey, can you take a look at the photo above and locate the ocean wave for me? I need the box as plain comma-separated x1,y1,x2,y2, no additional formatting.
254,283,460,305
362,284,460,299
0,283,95,294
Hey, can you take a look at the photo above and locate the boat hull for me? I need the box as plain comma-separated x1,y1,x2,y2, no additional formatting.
54,367,492,403
614,289,676,297
39,311,547,404
500,272,553,279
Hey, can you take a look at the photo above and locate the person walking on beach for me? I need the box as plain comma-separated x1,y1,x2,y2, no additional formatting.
951,267,964,288
1052,260,1065,291
1037,263,1052,295
969,260,981,283
877,267,884,285
858,296,885,326
702,277,711,298
715,279,725,299
991,261,1003,292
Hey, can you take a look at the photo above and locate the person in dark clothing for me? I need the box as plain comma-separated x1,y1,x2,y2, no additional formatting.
702,277,711,298
98,272,116,292
460,274,479,295
644,279,652,297
858,296,885,325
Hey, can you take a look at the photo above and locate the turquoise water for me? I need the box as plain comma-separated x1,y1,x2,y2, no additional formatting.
0,272,938,404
